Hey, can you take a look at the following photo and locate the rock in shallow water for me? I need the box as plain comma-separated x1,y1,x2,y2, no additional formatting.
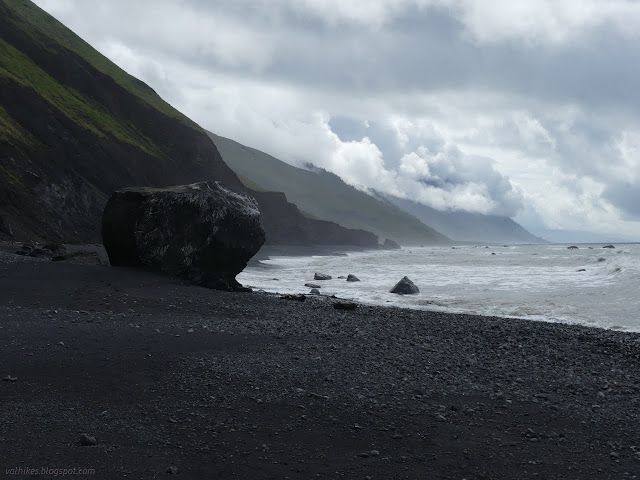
346,274,360,282
314,273,332,280
102,181,265,291
390,276,419,294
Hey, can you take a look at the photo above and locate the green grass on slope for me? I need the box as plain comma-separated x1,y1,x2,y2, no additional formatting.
0,104,37,146
2,0,199,131
0,37,161,156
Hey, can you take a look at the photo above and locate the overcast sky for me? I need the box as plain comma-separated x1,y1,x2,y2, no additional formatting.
34,0,640,240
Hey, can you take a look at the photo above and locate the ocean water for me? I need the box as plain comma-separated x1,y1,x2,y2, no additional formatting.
238,243,640,332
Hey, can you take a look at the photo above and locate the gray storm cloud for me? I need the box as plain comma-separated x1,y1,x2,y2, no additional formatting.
32,0,640,238
396,145,523,216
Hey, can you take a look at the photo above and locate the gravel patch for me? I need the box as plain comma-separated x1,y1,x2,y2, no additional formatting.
1,253,639,479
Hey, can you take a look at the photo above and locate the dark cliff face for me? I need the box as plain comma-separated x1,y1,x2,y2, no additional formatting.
0,0,242,243
0,0,378,247
251,190,378,247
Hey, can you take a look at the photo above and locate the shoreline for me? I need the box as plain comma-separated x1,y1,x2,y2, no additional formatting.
249,243,384,263
2,252,640,478
246,244,640,333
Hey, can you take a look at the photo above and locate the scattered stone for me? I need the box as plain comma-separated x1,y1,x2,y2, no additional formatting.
79,433,97,446
333,301,357,311
577,269,586,272
309,289,320,295
15,243,63,258
390,276,419,295
305,283,322,288
314,273,332,281
52,251,106,266
370,450,380,457
346,274,360,282
567,245,579,249
281,294,306,302
603,245,616,249
166,466,179,474
3,375,17,382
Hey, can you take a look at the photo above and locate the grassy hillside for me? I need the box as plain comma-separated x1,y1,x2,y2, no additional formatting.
3,0,196,128
0,0,378,247
386,194,547,244
0,36,160,155
207,131,451,245
0,0,247,242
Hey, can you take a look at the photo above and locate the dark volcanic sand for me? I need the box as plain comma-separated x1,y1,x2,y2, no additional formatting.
1,251,640,479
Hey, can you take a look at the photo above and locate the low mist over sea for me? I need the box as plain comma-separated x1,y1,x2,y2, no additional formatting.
240,244,640,332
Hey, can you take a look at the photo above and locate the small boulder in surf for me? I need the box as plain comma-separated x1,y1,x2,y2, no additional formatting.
390,276,419,295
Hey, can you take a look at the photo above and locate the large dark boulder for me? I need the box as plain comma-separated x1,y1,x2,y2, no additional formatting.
390,276,419,294
102,182,265,291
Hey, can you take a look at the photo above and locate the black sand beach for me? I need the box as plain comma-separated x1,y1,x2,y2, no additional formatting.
1,250,640,479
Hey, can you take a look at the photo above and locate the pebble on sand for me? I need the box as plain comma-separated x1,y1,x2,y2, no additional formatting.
79,433,97,446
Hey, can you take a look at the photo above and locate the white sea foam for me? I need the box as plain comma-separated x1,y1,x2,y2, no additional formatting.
238,243,640,332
